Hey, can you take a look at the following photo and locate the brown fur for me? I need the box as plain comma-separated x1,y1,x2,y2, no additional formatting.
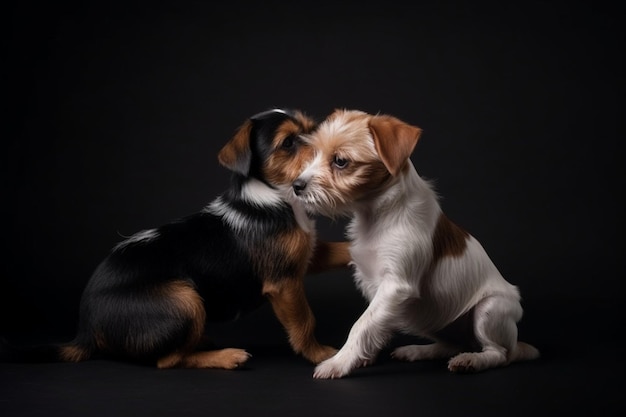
264,120,316,185
262,280,337,364
59,344,90,363
431,213,470,264
214,110,349,366
51,110,350,370
277,229,313,276
293,109,539,378
299,111,390,210
368,114,422,177
218,120,253,174
161,280,206,355
308,241,353,274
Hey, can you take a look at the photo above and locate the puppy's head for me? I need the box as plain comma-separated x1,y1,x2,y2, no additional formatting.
292,109,422,216
218,109,316,192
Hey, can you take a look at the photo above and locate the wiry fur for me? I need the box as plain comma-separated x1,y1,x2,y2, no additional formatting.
293,109,539,379
2,109,351,369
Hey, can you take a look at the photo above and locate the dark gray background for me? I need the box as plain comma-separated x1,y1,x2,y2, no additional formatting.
1,1,624,415
3,0,622,334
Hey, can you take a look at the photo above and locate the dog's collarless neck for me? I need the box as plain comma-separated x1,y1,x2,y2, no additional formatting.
226,176,284,207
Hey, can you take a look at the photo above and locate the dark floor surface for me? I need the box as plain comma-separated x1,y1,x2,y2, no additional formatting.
1,295,624,417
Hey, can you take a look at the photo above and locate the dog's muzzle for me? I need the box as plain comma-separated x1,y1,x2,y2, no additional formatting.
292,179,307,196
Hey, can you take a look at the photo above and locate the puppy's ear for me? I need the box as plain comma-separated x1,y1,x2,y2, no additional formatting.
369,115,422,177
218,120,253,175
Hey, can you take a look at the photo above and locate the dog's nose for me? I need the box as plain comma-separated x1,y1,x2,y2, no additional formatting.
293,179,307,196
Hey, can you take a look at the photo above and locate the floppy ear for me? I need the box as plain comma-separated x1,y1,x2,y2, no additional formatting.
218,120,253,175
368,115,422,177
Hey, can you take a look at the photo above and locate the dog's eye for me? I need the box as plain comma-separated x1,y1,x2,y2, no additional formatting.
333,156,349,169
281,135,296,149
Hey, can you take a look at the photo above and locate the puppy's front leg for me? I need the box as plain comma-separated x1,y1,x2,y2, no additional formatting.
263,279,337,364
313,281,408,379
306,241,352,274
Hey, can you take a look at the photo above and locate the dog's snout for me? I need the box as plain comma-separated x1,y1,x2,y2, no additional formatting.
293,179,307,196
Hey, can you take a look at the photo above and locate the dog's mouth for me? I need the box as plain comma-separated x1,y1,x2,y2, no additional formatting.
286,188,312,209
293,195,320,214
290,187,352,219
287,186,316,209
275,184,312,211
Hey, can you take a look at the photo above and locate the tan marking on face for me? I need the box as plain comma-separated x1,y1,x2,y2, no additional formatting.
299,109,395,214
272,119,301,148
292,110,317,132
431,213,469,263
263,113,316,186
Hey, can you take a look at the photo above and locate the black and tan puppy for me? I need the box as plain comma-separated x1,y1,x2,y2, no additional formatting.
2,109,350,369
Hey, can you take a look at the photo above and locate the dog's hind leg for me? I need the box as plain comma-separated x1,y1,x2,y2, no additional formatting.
144,280,243,370
263,279,337,364
392,342,460,362
153,282,252,370
392,307,475,363
447,295,530,373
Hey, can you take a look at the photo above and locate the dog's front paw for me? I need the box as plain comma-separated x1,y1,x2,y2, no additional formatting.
313,356,352,379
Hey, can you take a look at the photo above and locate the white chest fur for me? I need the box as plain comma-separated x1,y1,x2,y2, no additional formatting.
347,166,440,301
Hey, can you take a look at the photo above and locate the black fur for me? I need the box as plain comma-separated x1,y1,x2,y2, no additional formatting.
2,109,323,366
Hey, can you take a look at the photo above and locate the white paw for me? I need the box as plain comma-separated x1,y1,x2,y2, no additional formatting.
448,352,479,373
313,356,352,379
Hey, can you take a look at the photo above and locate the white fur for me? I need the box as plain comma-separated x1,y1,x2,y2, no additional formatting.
241,178,286,207
204,179,281,232
205,196,248,233
295,125,539,379
114,228,159,250
206,178,314,235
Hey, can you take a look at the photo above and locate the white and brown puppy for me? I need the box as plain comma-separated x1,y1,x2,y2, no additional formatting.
292,109,540,378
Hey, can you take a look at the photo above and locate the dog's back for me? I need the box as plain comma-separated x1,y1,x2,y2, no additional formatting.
3,109,346,369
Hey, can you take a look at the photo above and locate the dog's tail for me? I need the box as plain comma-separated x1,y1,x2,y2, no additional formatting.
509,341,540,363
0,336,93,363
